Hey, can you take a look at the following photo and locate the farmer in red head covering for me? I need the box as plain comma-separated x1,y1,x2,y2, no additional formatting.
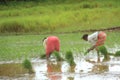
82,31,107,61
43,36,60,59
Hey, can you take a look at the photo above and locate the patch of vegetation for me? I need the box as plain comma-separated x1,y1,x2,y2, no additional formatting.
114,51,120,57
98,46,108,55
22,58,34,73
53,51,63,61
0,22,25,33
98,46,110,61
40,54,46,59
65,50,75,66
84,51,88,55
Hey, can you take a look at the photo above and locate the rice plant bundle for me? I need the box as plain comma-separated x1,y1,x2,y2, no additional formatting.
22,59,34,73
65,51,75,66
114,51,120,57
98,46,110,61
40,54,46,59
98,46,108,55
53,51,63,61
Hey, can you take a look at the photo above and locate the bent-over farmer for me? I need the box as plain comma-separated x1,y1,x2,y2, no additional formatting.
43,36,60,59
82,31,107,61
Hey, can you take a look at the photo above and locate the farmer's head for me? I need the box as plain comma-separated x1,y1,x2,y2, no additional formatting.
82,34,88,41
42,37,47,42
42,37,47,49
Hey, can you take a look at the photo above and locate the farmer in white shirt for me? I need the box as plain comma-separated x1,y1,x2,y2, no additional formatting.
82,31,107,61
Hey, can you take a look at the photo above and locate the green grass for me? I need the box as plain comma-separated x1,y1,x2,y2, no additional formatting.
0,32,120,61
0,0,120,34
0,35,45,60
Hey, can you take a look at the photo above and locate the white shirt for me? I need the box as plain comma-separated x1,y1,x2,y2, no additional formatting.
88,32,99,45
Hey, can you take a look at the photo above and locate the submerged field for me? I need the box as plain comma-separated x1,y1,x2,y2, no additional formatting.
0,31,120,80
0,50,120,80
0,0,120,79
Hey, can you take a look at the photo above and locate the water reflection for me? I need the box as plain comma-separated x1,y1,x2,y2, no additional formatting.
0,57,120,80
86,59,109,73
47,61,62,80
31,58,120,80
91,64,109,73
32,60,48,80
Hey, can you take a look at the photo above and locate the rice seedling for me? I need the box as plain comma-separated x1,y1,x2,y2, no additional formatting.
84,51,88,55
40,54,46,59
114,51,120,57
98,46,110,61
53,51,64,61
98,46,108,55
22,58,34,73
65,50,75,66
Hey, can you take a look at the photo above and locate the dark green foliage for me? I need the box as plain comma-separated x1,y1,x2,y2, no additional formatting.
98,46,110,61
84,51,88,55
98,46,108,55
114,51,120,57
53,51,63,61
40,54,46,59
0,0,7,5
22,59,34,73
82,2,92,8
65,51,75,66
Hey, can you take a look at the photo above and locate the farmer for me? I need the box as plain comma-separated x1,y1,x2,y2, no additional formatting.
82,31,107,61
43,36,60,59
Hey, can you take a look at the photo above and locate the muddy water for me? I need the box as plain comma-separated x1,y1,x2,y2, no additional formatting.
0,56,120,80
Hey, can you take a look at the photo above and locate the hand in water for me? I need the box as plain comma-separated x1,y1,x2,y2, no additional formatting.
84,49,90,55
84,51,88,55
84,48,92,55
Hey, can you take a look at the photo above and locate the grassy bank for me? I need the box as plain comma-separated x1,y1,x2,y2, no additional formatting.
0,32,120,61
0,0,120,34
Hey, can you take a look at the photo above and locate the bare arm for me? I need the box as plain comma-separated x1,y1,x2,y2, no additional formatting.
87,45,97,52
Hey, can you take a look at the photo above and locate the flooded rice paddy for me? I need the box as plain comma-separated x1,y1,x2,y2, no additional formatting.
0,54,120,80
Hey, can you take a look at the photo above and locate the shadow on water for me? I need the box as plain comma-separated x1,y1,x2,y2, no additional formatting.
0,55,120,80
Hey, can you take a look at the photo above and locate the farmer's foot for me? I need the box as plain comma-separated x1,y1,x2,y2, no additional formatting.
102,55,110,62
97,57,100,62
